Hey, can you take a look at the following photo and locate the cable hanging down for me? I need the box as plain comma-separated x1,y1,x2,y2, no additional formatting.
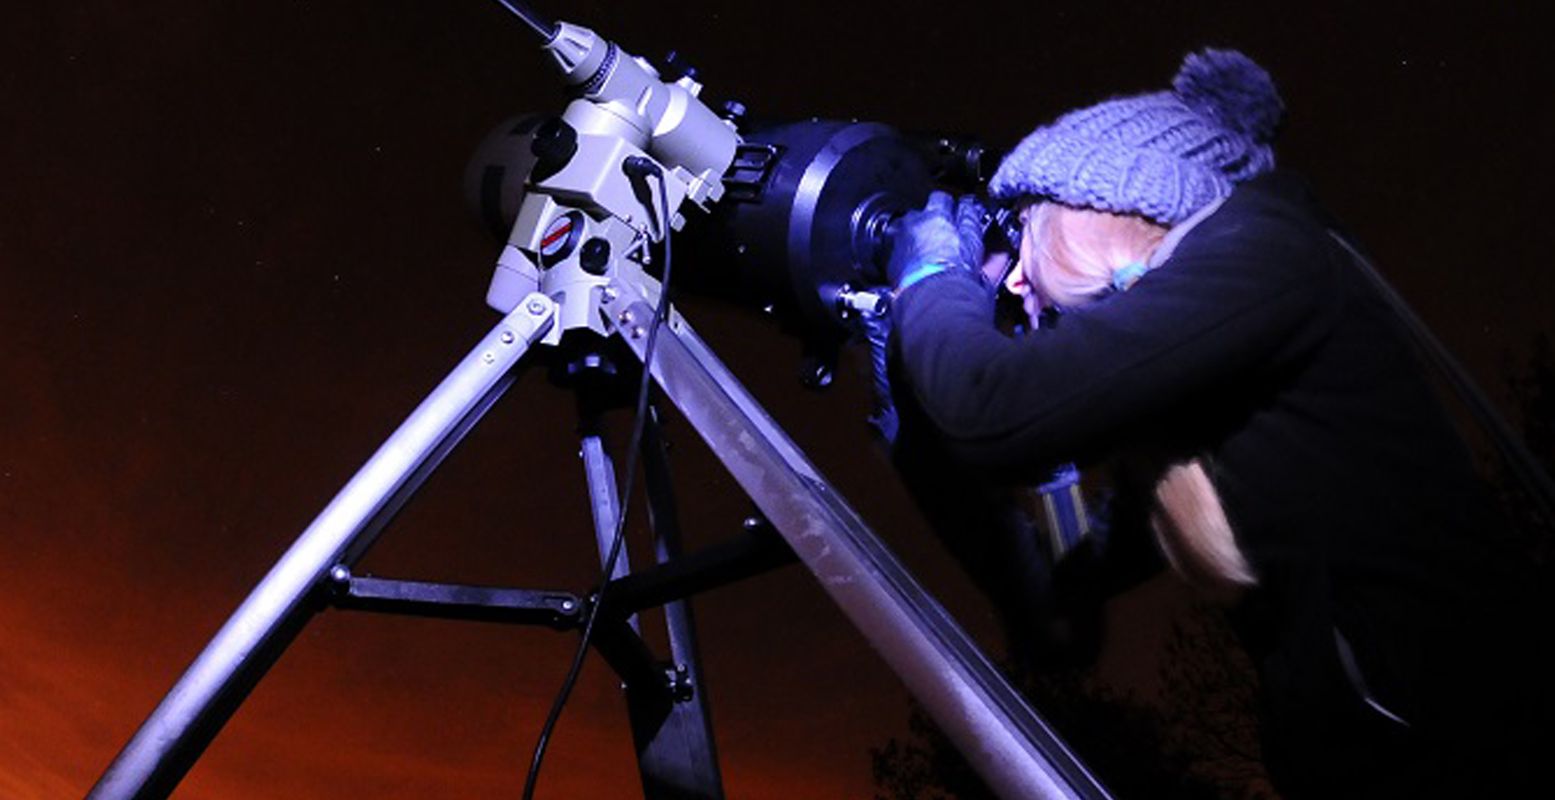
522,165,675,800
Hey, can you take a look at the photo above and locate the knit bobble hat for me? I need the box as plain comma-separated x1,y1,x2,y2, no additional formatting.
989,49,1285,225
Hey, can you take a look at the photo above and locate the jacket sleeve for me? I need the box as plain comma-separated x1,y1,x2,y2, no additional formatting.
891,195,1339,471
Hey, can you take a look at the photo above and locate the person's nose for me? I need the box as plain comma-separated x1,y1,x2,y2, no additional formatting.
1005,263,1031,296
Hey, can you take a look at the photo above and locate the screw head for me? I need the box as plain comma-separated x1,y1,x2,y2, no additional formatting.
601,286,619,303
482,352,495,364
527,298,548,316
500,330,515,344
631,326,646,339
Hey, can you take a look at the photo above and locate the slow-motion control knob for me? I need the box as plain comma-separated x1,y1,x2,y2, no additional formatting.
530,117,578,182
579,237,611,275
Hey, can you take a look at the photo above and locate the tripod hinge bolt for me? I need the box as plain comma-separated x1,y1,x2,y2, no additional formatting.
327,565,352,585
560,599,576,612
665,663,695,702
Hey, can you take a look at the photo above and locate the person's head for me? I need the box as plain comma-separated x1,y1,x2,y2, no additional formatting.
1004,202,1169,317
990,49,1284,316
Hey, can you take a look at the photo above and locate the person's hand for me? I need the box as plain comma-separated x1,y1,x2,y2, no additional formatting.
887,191,962,290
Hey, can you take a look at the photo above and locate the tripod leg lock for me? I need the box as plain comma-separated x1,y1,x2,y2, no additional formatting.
664,662,695,702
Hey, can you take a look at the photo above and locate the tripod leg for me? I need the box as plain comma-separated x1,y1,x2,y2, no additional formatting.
579,427,638,630
89,295,557,800
621,404,724,799
603,293,1110,800
575,399,722,797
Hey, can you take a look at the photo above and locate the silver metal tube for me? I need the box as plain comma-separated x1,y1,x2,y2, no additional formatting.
88,296,556,800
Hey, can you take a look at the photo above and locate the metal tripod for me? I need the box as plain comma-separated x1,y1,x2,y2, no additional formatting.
88,279,1112,799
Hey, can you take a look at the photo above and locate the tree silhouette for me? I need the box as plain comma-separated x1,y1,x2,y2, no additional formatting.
1513,333,1555,472
1500,332,1555,563
870,599,1270,799
1151,603,1275,799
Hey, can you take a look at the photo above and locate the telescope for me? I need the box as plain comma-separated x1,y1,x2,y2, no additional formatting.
466,104,1014,382
88,3,1104,799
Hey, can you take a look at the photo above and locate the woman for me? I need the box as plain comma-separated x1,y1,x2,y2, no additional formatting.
886,50,1548,795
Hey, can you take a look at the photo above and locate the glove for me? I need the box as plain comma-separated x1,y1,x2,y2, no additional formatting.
886,191,962,290
953,193,989,273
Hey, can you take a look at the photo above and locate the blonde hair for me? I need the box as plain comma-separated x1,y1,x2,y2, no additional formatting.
1024,202,1169,308
1151,460,1258,592
1019,203,1256,590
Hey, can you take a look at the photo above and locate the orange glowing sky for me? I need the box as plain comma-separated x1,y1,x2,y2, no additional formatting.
5,1,1552,798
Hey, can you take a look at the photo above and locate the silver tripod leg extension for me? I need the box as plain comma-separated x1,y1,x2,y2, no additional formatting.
88,294,558,800
603,288,1110,800
580,433,639,630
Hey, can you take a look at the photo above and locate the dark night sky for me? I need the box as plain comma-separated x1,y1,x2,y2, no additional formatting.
3,2,1551,797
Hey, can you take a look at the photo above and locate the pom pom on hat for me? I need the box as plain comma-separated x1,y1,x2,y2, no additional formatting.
989,48,1284,225
1172,48,1284,143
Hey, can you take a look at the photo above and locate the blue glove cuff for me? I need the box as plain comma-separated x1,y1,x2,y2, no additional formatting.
896,262,951,292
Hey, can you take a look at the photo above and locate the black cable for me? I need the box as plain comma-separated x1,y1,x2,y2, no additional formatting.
489,0,558,42
522,168,673,800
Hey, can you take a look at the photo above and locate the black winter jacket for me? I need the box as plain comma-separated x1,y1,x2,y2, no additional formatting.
891,171,1547,793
